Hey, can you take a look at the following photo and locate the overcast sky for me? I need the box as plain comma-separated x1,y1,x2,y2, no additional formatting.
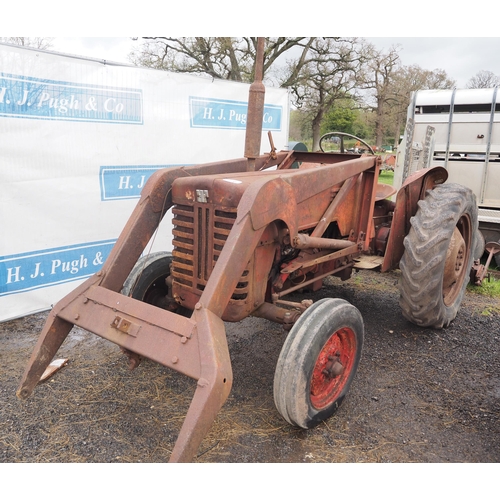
47,37,500,89
364,37,500,88
1,0,496,89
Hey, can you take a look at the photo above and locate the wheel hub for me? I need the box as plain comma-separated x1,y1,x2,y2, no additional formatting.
310,327,355,410
443,227,466,301
323,355,344,378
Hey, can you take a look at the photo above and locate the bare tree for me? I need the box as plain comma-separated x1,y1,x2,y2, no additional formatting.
466,70,500,89
360,41,456,149
129,37,320,85
0,37,54,50
385,65,455,147
362,44,401,149
291,38,368,150
132,37,456,148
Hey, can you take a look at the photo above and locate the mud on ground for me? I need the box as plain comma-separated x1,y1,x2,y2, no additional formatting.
0,269,499,463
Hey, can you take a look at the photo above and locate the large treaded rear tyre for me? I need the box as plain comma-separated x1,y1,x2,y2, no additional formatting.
273,298,364,429
399,183,478,329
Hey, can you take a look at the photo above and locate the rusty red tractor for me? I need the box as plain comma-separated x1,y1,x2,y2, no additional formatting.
17,40,478,462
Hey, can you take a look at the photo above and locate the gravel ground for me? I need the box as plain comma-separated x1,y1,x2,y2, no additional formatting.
0,269,499,463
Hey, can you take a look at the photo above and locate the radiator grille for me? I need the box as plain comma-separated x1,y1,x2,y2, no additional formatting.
171,204,250,301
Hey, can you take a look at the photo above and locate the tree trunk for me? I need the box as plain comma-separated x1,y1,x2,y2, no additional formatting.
375,105,384,149
393,112,403,149
311,112,323,151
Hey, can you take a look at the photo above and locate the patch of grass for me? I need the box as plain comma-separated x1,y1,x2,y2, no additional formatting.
378,170,394,186
467,275,500,299
479,305,500,316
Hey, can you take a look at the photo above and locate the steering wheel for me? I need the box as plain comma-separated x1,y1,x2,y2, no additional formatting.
319,132,375,155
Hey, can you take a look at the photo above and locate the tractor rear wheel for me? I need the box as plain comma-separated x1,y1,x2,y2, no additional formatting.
399,183,478,328
273,298,364,429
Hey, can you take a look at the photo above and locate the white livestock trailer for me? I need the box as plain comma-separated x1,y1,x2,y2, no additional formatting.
394,88,500,265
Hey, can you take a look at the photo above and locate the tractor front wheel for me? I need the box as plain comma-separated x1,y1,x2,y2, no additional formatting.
399,183,478,328
121,252,175,310
273,298,364,429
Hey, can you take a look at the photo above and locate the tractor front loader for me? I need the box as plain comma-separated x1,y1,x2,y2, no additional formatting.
17,40,478,463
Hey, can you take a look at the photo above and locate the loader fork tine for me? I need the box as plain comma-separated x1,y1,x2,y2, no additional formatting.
169,308,232,462
16,272,104,399
17,314,74,399
170,377,230,462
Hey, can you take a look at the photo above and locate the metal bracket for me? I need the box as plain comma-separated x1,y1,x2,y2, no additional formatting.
111,315,141,337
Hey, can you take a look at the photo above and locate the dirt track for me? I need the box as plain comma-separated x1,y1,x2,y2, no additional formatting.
1,269,499,463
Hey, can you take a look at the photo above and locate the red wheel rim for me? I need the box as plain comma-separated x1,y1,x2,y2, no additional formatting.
310,327,356,410
443,214,472,306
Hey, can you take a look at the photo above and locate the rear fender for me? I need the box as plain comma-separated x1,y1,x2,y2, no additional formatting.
382,167,448,272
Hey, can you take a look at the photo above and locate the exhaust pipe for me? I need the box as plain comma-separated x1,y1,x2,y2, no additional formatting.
244,37,266,171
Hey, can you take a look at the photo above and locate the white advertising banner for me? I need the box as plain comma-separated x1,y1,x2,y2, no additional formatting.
0,44,290,321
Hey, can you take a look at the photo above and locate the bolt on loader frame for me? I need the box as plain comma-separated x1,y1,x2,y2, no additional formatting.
17,40,478,463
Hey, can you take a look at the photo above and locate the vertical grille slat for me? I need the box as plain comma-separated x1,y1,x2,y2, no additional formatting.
197,207,203,280
204,207,210,281
172,203,249,301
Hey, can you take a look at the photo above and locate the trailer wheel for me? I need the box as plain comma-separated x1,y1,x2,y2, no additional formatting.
273,298,363,429
494,240,500,268
474,230,485,261
122,252,174,309
399,183,478,329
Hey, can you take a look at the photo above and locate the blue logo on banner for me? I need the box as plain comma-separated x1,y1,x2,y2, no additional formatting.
99,165,186,201
189,97,282,130
0,240,116,296
0,73,143,124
